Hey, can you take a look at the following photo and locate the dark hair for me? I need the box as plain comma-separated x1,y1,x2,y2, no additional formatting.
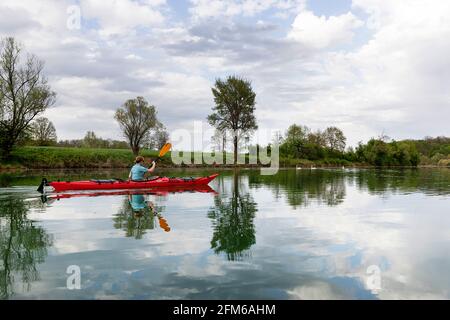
135,156,144,163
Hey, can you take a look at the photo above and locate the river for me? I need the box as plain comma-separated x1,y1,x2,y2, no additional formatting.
0,168,449,299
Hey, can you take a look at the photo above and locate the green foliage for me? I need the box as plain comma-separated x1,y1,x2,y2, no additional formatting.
407,136,450,165
355,139,420,166
279,123,348,163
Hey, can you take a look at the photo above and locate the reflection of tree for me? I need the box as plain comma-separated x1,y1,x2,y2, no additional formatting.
352,168,450,196
208,173,257,261
248,170,346,208
112,196,156,239
0,197,52,299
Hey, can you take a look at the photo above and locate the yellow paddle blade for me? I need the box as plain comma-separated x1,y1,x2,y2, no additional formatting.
159,142,172,158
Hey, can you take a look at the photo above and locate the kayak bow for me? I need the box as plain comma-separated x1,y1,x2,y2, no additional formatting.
38,173,219,193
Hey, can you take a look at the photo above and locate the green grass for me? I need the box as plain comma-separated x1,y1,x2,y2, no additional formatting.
6,146,165,169
1,146,365,169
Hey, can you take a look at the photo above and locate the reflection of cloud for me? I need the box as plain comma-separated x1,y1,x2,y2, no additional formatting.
253,178,450,299
287,281,346,300
176,255,226,277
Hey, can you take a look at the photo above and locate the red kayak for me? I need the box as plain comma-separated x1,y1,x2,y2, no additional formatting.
38,174,219,192
42,184,217,201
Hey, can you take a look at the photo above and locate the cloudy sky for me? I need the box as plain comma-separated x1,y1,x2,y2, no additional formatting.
1,0,449,147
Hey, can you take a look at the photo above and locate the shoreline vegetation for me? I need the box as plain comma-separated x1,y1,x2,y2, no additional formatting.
0,146,448,171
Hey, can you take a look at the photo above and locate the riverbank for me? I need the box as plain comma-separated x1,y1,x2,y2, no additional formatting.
0,146,357,170
1,146,446,171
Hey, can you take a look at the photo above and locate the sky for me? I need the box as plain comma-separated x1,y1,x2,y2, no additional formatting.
0,0,449,149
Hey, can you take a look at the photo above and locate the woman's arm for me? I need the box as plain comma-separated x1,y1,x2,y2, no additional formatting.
148,161,156,173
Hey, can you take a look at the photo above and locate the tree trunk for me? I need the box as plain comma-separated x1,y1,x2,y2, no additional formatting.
0,139,14,160
233,135,238,165
131,145,140,156
222,132,227,153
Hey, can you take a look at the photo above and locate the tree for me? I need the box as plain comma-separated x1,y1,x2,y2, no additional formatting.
323,126,346,152
0,37,56,158
82,131,104,148
114,96,159,156
30,117,57,146
146,123,169,150
281,124,310,158
207,76,258,165
285,124,310,142
307,129,326,147
211,129,228,153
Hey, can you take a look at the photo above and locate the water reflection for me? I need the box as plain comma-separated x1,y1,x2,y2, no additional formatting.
208,173,257,261
351,168,450,195
113,194,171,239
0,197,52,299
0,168,448,299
248,170,346,207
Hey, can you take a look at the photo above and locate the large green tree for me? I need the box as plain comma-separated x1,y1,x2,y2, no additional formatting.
115,96,160,156
0,37,56,158
146,123,169,151
30,117,57,146
323,126,346,152
207,76,258,165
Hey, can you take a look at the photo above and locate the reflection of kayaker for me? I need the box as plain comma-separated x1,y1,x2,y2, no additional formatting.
128,195,170,232
129,194,148,212
148,200,171,232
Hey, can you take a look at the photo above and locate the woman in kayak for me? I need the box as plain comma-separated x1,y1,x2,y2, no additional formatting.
128,156,156,181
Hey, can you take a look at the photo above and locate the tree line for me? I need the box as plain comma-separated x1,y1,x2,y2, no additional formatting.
278,124,347,160
273,125,426,167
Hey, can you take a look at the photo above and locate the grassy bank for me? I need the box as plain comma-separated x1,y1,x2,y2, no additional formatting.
2,146,165,169
0,146,360,170
2,146,447,170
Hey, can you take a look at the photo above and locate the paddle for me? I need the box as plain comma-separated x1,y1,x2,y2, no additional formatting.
151,142,172,165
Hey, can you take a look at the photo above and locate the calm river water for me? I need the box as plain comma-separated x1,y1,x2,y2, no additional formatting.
0,168,449,299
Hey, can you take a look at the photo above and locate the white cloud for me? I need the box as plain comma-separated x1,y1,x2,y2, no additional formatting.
189,0,305,20
80,0,167,36
288,11,363,49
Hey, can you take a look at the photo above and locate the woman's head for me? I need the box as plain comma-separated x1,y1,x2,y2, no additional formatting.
135,156,145,164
